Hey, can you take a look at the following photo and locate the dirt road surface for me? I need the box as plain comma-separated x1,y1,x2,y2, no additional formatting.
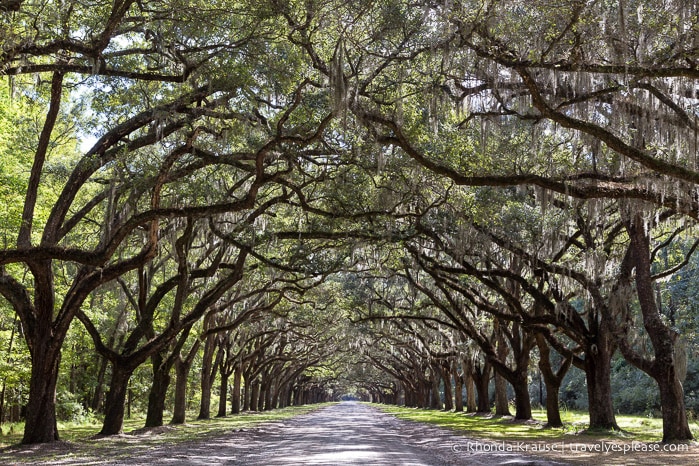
12,402,695,465
134,402,563,466
85,402,568,465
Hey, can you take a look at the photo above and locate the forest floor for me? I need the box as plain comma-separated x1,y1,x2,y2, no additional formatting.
0,402,697,465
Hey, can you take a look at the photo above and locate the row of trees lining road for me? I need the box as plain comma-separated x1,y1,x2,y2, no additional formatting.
1,0,698,444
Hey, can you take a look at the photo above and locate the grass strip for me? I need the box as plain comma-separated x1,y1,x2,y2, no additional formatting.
0,403,332,464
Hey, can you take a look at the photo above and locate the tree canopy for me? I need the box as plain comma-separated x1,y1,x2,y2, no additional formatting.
1,0,698,445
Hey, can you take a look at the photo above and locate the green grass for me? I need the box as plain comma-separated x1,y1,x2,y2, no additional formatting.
0,403,332,462
374,405,699,443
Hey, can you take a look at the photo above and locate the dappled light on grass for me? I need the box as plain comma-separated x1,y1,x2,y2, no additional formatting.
375,405,685,443
0,404,330,464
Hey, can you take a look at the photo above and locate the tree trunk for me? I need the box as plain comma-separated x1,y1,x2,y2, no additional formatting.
626,219,693,442
258,382,267,411
543,376,562,427
265,380,274,410
100,364,133,435
535,334,569,428
198,335,222,420
258,377,268,411
243,377,251,411
231,366,242,414
473,362,491,413
250,380,260,411
145,352,171,428
453,360,463,413
584,332,618,430
512,372,532,420
441,363,453,411
494,372,511,416
656,370,693,442
494,328,511,416
463,358,478,412
270,380,280,410
22,340,61,443
217,373,229,417
91,355,108,414
429,366,441,409
171,358,190,424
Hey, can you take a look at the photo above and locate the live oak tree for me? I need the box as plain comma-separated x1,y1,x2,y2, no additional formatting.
0,0,331,442
2,0,699,445
326,0,699,440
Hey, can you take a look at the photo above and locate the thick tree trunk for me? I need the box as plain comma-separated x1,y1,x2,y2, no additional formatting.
22,341,61,443
243,378,251,411
535,334,569,428
250,380,260,411
494,329,511,416
473,362,491,413
231,366,242,414
626,219,693,442
465,373,477,412
171,359,190,424
441,363,453,411
198,347,214,419
217,373,229,417
198,335,222,420
463,358,478,412
258,378,268,411
543,376,562,427
584,334,618,430
145,354,171,428
91,355,108,414
429,366,441,409
656,370,693,442
512,372,532,420
494,372,511,416
100,364,133,435
171,337,200,425
91,306,125,414
260,383,269,411
270,381,280,410
453,360,463,413
404,384,415,407
265,381,274,410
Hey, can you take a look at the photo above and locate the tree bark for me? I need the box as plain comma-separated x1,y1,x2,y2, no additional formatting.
624,218,693,442
441,362,453,411
511,371,532,420
171,358,190,424
429,365,441,409
243,377,251,411
462,358,478,412
494,372,510,416
493,327,511,416
144,352,171,428
472,361,491,413
535,334,570,428
198,333,222,420
250,380,260,411
100,364,133,435
231,365,242,414
22,341,61,443
171,338,201,424
453,360,463,412
584,328,618,430
217,373,229,417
